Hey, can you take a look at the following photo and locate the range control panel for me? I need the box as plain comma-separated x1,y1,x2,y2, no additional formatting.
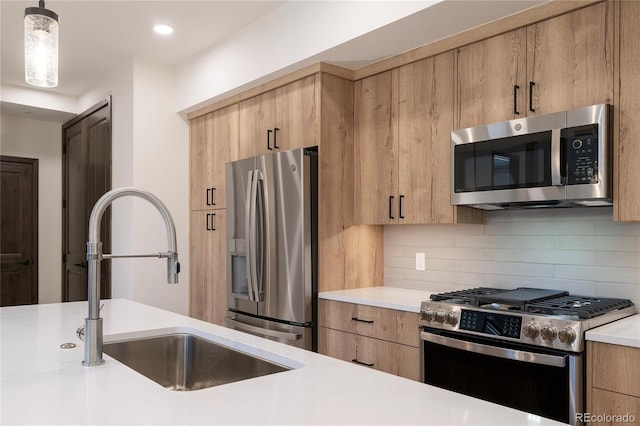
460,310,522,339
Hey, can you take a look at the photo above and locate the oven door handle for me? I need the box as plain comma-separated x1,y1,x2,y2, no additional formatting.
420,331,566,367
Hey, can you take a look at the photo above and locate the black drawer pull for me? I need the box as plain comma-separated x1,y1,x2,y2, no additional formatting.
267,129,273,150
351,317,374,324
352,359,374,367
273,127,280,149
399,195,405,219
388,195,394,219
513,85,520,115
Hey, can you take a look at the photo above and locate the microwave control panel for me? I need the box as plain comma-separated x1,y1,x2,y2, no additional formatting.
564,124,599,185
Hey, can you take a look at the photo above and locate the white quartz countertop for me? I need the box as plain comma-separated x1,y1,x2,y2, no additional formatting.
1,299,566,425
586,314,640,348
318,286,433,312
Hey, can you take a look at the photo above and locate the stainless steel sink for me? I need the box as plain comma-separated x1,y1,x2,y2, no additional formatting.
103,332,291,391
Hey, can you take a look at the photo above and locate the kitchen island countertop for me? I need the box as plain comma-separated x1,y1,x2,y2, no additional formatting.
1,298,566,425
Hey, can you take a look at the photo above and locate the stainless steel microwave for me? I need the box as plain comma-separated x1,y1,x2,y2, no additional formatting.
451,104,612,210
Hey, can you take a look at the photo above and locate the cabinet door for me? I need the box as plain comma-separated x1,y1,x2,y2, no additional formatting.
615,0,640,222
190,106,235,210
189,210,227,325
189,114,214,210
238,90,276,159
456,28,526,129
354,69,399,225
398,52,457,224
526,1,613,116
275,74,319,151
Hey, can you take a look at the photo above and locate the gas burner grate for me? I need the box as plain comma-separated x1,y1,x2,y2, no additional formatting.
430,287,502,305
525,296,634,319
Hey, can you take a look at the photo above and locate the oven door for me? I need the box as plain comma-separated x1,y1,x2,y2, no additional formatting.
421,328,583,425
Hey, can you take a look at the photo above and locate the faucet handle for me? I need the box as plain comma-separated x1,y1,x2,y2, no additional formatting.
76,325,85,342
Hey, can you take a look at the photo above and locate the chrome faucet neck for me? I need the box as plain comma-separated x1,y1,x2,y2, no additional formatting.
83,187,179,367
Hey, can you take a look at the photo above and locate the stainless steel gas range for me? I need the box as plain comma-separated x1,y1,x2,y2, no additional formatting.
419,287,636,425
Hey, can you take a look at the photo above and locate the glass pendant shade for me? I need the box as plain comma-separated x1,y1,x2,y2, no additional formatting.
24,1,59,88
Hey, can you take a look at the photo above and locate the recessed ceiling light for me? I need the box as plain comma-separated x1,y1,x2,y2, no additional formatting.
153,24,174,35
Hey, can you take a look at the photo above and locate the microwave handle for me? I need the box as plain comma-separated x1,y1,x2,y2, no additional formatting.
551,128,562,186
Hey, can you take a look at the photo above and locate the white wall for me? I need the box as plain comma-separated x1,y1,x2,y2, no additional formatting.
78,58,189,314
176,1,438,113
385,208,640,307
0,114,62,304
130,57,189,314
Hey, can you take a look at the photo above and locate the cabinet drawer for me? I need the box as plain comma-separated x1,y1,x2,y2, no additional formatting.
318,299,398,342
318,299,420,346
590,388,640,424
318,327,420,381
591,342,640,398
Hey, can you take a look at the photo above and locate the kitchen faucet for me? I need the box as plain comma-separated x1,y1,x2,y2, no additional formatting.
82,187,180,366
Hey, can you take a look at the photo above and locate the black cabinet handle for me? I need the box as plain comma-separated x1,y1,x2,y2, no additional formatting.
267,129,273,150
18,259,32,266
206,213,216,231
273,127,280,149
389,195,395,219
513,85,520,115
352,359,375,367
351,317,374,324
206,188,216,206
399,195,405,219
529,81,536,112
73,261,87,269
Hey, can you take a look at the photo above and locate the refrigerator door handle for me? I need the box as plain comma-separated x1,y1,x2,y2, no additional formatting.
245,170,259,302
255,173,266,301
226,316,302,341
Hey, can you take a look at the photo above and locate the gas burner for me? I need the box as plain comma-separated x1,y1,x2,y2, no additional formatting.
525,295,634,319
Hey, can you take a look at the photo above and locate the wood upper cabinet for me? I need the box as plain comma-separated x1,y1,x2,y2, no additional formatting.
238,74,319,159
615,0,640,222
189,210,227,325
355,52,481,225
189,105,237,210
456,1,613,128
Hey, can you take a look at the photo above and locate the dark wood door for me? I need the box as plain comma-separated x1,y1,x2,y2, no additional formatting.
1,156,38,306
62,99,112,302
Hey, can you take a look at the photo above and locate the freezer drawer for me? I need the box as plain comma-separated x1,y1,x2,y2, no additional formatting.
226,312,312,351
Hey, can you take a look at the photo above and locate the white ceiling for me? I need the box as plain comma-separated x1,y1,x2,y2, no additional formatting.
1,1,547,122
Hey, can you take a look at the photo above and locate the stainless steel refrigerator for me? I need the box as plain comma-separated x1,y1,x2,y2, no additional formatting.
225,147,317,351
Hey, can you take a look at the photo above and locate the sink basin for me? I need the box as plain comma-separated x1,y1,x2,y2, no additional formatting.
103,330,292,391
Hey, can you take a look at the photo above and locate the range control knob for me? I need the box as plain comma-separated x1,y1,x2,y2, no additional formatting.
541,324,558,341
572,139,583,150
523,321,540,338
421,309,435,322
558,327,577,344
446,312,458,326
434,310,446,323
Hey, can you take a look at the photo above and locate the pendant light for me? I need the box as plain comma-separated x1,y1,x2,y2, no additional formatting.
24,0,59,88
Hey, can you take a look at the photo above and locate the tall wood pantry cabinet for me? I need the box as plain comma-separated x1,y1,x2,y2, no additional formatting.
189,105,237,325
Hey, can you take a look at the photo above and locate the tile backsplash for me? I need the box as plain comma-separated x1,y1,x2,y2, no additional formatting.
384,207,640,306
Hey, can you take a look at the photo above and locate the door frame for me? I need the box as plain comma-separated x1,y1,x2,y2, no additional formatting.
0,155,39,304
61,97,112,301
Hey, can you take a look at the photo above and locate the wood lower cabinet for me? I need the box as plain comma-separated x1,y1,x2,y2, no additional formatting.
318,299,420,381
587,341,640,424
189,210,227,325
354,52,482,225
456,1,613,128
